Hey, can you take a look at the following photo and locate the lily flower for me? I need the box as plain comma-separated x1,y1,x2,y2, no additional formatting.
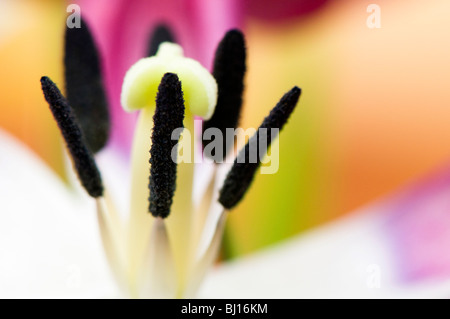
3,0,450,299
0,0,332,261
36,14,301,297
0,0,318,299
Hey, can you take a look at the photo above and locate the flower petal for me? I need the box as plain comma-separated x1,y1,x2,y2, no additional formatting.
0,128,118,298
200,195,450,298
386,168,450,282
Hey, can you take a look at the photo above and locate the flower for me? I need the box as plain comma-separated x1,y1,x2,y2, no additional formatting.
0,0,335,259
3,0,450,299
0,0,310,299
37,14,301,297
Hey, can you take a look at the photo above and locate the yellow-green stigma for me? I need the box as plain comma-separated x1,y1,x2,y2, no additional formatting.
121,42,217,119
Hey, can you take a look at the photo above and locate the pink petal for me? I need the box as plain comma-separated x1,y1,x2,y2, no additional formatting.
387,167,450,282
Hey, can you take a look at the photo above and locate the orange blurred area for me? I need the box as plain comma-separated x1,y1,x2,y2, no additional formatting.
0,0,65,177
330,0,450,212
226,0,450,256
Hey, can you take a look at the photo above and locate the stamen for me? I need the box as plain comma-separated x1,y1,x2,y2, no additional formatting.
64,17,110,153
203,29,246,161
147,24,177,57
149,73,185,218
40,76,104,198
218,87,301,209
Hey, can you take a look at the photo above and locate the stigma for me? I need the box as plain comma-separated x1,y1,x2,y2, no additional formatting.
121,42,218,120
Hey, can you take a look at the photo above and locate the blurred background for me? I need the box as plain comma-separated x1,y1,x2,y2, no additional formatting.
1,0,450,265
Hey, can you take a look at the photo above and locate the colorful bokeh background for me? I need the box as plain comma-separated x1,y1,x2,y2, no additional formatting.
1,0,450,262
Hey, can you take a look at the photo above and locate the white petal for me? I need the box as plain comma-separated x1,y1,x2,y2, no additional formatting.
0,129,119,298
199,203,450,298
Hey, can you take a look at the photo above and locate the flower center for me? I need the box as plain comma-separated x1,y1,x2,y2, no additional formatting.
121,42,218,119
39,19,301,298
